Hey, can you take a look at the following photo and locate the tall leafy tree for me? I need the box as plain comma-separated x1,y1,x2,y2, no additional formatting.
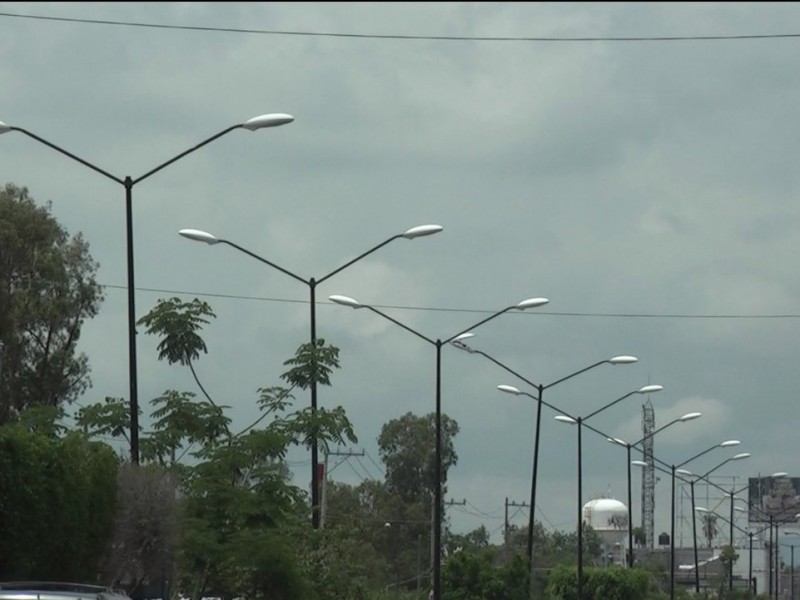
77,296,357,600
0,423,118,581
0,183,103,422
378,411,459,503
701,512,719,548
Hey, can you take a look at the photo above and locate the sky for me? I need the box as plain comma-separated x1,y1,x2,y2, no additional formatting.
3,2,800,558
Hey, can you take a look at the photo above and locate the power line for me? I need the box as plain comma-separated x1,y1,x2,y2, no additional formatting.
1,11,799,43
101,282,800,320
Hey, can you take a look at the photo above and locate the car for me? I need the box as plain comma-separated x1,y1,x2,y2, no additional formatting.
0,582,130,600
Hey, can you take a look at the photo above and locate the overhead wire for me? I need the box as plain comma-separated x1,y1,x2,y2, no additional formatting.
1,11,799,43
102,283,800,320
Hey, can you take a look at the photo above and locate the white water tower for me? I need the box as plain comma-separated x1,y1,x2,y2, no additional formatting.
583,497,628,565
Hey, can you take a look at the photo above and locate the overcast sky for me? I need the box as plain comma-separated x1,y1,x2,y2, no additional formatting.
3,2,800,552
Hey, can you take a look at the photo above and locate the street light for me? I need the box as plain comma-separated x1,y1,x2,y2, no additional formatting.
329,293,549,600
731,473,793,597
634,440,744,600
609,411,702,568
180,224,443,528
452,341,637,592
555,383,664,600
680,453,754,592
785,531,800,600
1,113,294,463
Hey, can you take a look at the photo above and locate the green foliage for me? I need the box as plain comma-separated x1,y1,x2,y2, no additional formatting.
0,183,104,422
147,389,232,460
378,412,459,503
136,297,215,366
441,550,527,600
75,396,131,442
701,513,718,548
281,338,341,389
545,565,650,600
0,423,118,580
632,526,646,547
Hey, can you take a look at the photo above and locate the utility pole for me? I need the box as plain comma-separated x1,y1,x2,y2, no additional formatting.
320,448,364,528
505,498,530,562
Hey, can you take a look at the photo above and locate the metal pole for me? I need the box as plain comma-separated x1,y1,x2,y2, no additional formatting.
792,545,795,600
577,417,583,600
527,384,543,597
777,521,781,599
749,532,754,593
670,465,676,600
124,179,139,464
692,480,699,593
434,342,443,600
770,516,774,597
309,280,320,529
627,444,633,567
730,491,735,591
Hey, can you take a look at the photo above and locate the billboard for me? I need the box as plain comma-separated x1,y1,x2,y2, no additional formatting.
747,476,800,523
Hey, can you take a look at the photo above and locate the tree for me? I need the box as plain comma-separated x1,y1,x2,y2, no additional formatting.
78,296,357,600
0,422,118,581
632,526,646,548
701,513,719,548
378,411,459,504
0,183,103,423
717,544,739,597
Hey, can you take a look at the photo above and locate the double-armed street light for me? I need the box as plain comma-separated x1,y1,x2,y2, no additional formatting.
328,293,550,600
730,473,795,597
1,113,294,463
554,384,664,600
179,224,443,529
450,339,637,593
608,411,702,568
634,439,744,600
678,453,755,592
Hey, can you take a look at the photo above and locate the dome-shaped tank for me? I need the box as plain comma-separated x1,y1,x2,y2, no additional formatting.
582,497,628,545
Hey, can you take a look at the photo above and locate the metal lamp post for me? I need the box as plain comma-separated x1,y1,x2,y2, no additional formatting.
1,113,294,463
681,453,753,592
554,384,664,600
728,473,790,596
329,293,550,600
450,341,637,593
633,440,744,600
180,224,443,528
785,531,800,600
609,411,702,568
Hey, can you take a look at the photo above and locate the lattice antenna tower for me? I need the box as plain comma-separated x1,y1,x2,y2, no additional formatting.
641,399,656,549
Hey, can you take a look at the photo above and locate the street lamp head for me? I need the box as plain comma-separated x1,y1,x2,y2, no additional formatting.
680,412,703,421
631,460,649,467
608,437,628,447
329,294,362,309
402,224,444,239
179,229,220,245
0,121,10,134
772,472,789,478
695,506,710,513
720,440,741,448
732,452,751,460
676,469,693,476
609,355,638,364
241,113,295,130
637,384,664,394
515,297,549,310
554,415,577,425
452,332,475,343
497,384,522,395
